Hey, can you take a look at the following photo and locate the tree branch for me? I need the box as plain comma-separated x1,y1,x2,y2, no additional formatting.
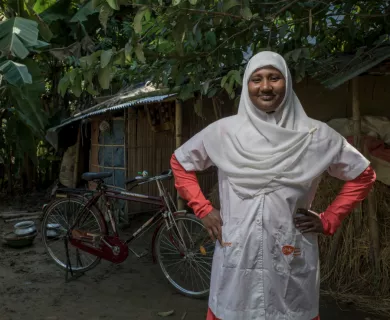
128,2,268,22
207,26,253,56
129,2,242,19
272,0,301,18
259,0,292,4
267,24,273,49
179,8,243,20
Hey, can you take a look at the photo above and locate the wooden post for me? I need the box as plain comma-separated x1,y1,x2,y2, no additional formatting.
352,77,380,275
351,78,363,231
72,127,81,188
352,78,361,149
364,150,380,275
175,99,185,210
330,77,363,263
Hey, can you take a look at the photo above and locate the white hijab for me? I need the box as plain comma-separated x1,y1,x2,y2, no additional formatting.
202,51,343,199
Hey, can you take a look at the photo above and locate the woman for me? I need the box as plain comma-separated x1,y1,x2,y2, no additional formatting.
170,52,376,320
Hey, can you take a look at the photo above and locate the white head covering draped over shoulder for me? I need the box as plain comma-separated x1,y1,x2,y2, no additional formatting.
201,51,344,199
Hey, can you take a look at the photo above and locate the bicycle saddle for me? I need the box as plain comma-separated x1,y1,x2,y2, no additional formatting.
81,172,112,181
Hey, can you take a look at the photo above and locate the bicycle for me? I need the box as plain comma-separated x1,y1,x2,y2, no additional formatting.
41,170,215,298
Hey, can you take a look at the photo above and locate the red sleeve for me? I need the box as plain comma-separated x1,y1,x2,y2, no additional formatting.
320,166,376,235
170,154,213,219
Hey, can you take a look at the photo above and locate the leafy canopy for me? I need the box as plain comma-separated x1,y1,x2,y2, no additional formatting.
55,0,390,102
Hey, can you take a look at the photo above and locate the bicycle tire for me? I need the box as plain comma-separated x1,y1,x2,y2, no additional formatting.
155,213,215,298
41,196,107,273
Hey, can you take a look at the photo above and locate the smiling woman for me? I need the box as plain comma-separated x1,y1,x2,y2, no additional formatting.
248,67,286,113
170,51,375,320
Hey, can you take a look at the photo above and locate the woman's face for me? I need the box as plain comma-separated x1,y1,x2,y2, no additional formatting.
248,66,286,113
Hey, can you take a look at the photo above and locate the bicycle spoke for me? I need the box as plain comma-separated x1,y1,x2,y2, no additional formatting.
161,235,178,251
160,244,180,254
193,258,212,277
185,259,196,292
193,256,213,268
51,207,69,228
190,259,209,290
164,259,185,268
178,220,195,248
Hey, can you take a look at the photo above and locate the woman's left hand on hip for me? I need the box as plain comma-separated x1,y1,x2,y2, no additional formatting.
294,209,324,234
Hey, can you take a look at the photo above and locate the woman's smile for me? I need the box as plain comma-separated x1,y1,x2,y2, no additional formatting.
258,94,276,101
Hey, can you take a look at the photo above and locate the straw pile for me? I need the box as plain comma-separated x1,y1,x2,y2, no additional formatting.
313,174,390,316
208,176,390,316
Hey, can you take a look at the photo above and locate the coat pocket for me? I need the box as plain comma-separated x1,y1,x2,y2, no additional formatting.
272,230,317,275
222,218,242,268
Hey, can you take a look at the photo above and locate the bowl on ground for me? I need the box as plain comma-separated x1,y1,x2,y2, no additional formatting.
2,231,37,248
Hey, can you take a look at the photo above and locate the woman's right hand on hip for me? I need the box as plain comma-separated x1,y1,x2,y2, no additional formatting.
201,208,223,246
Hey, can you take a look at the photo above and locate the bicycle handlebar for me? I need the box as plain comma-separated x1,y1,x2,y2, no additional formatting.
144,170,172,183
125,169,172,187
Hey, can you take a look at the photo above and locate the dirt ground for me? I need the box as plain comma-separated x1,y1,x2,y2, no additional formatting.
0,194,387,320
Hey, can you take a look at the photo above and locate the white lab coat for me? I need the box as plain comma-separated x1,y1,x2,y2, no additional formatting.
175,122,369,320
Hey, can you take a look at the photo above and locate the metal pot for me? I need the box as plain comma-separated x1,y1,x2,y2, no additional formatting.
46,223,60,238
14,221,37,236
3,231,37,248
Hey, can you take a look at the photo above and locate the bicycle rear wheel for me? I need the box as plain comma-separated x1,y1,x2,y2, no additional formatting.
41,197,107,272
155,213,215,298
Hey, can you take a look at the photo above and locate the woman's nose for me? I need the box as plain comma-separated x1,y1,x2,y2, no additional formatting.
260,80,272,91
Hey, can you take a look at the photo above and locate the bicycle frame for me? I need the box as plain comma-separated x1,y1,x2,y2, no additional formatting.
44,171,213,296
69,172,180,246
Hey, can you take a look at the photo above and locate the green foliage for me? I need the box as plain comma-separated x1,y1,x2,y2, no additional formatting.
32,0,57,14
0,61,32,86
0,0,59,172
53,0,390,100
0,17,48,59
70,1,99,23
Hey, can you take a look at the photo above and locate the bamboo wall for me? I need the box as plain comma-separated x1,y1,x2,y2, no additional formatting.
126,105,175,213
125,99,221,213
294,76,390,121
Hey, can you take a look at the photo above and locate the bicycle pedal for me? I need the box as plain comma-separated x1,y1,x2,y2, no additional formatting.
139,250,148,258
128,247,148,259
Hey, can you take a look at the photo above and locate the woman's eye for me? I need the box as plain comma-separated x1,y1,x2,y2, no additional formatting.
270,77,280,81
251,78,261,83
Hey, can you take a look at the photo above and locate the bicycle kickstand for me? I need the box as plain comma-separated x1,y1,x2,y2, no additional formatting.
64,236,84,282
64,236,73,282
128,247,148,259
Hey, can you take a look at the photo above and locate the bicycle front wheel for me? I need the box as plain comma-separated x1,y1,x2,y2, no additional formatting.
41,197,107,273
155,213,215,298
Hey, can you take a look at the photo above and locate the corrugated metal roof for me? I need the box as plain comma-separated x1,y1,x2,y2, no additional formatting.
51,93,176,131
45,92,177,150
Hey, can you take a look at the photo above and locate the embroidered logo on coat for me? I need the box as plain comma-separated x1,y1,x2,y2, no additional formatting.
282,245,301,256
282,245,295,255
